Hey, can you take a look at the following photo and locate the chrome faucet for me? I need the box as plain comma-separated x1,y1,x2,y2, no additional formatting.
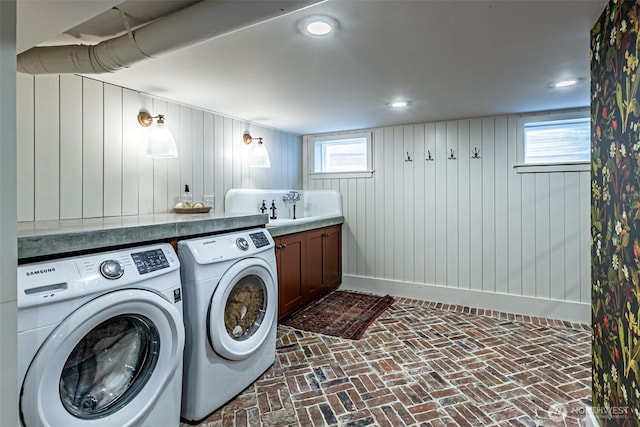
282,191,301,203
282,191,301,219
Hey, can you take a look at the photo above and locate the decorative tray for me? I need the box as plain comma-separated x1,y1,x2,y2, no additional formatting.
174,207,212,214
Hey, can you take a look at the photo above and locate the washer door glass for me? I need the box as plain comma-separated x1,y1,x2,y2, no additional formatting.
59,314,160,419
224,274,266,340
209,258,276,361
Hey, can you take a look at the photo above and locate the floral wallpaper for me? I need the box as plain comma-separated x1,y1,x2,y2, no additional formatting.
591,0,640,424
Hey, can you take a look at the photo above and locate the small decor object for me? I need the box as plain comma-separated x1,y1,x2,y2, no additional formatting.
175,186,211,213
281,290,394,340
174,204,211,214
182,184,193,208
203,195,215,209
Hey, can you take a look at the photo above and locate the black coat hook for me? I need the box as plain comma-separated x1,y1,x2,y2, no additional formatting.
448,149,456,160
405,151,413,162
472,147,481,159
426,150,434,161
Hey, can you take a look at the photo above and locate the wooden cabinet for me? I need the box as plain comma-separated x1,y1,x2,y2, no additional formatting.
274,233,305,318
275,224,342,320
305,226,342,300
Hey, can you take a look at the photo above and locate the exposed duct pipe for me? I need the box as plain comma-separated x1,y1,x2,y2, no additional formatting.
17,0,321,74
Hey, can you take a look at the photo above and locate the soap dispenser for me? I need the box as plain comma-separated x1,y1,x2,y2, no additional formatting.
182,185,193,208
269,200,277,220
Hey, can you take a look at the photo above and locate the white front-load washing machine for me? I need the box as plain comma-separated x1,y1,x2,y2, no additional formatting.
178,228,278,422
17,243,185,427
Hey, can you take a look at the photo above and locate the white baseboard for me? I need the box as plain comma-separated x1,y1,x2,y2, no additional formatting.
341,275,591,324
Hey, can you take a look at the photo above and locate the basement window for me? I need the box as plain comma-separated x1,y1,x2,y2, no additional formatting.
515,110,590,173
309,132,373,179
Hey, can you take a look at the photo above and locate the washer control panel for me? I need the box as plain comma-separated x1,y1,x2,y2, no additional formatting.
18,243,179,309
249,231,270,248
131,248,171,274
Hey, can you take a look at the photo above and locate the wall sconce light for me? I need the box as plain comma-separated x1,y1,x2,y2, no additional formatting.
243,131,271,168
137,110,178,158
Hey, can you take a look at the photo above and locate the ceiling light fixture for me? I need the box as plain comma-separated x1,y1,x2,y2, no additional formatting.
243,132,271,168
299,16,339,37
554,79,578,88
389,101,410,108
137,110,178,158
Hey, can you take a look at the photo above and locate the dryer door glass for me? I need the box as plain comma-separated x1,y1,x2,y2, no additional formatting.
224,274,267,340
59,314,160,419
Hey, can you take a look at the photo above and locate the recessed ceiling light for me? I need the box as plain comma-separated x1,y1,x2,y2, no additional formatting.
307,21,332,36
299,16,339,37
554,79,578,88
389,101,410,108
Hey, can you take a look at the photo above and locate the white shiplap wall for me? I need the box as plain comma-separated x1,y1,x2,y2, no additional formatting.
16,73,302,221
303,111,591,323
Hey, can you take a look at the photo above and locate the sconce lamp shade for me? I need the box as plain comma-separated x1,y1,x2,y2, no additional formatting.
138,111,178,158
243,131,271,168
147,119,178,158
250,139,271,168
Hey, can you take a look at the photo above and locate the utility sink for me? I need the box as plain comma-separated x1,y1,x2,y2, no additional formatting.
224,189,343,225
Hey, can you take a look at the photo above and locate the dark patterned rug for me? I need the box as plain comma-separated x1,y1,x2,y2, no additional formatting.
281,290,395,340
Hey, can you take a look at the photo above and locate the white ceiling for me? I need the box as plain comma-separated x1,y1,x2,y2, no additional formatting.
17,0,607,135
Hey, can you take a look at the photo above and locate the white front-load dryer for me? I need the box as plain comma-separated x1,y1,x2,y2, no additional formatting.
17,243,185,427
178,228,278,422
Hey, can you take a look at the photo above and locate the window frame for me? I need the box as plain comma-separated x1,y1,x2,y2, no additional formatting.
308,131,374,179
515,109,590,174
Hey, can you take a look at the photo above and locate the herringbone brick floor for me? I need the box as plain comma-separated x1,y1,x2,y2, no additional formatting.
181,297,591,427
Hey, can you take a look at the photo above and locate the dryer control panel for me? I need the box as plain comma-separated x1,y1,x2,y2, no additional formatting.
180,228,275,266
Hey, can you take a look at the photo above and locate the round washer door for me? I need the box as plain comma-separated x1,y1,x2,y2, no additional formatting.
208,257,276,361
21,289,184,427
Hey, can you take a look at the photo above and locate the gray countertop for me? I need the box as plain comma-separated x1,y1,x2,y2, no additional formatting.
18,212,268,260
17,213,344,260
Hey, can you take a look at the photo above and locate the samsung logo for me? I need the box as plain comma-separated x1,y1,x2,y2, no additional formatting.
202,240,217,245
25,267,56,277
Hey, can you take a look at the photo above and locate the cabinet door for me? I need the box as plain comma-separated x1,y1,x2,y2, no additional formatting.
305,225,342,300
305,229,325,301
275,234,305,320
322,225,342,290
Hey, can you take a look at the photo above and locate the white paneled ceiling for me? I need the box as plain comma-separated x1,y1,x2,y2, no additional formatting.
17,0,607,135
